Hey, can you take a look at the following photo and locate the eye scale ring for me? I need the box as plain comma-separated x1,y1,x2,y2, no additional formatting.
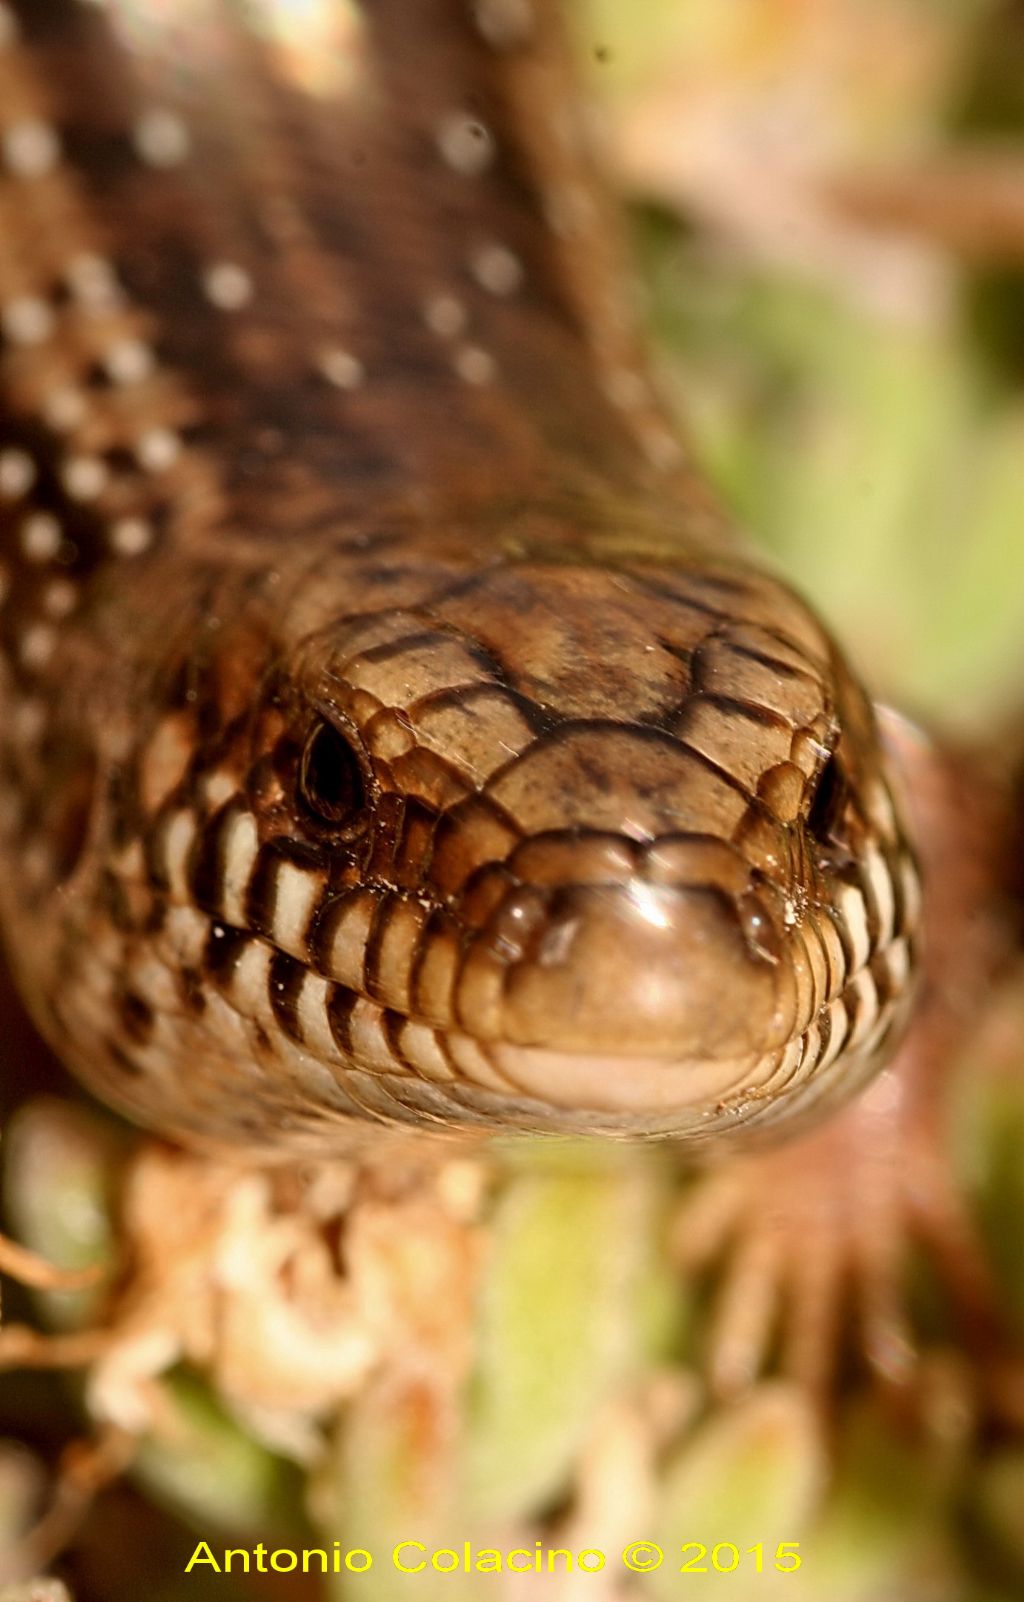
298,719,367,832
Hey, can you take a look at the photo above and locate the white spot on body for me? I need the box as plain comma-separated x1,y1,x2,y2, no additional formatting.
454,344,496,384
21,513,62,562
19,623,56,669
2,119,60,178
135,428,181,471
43,578,78,618
62,455,108,500
2,297,55,346
317,346,364,389
65,254,122,311
110,516,153,556
423,294,468,338
103,338,155,385
470,241,524,296
199,771,238,810
436,113,494,176
43,388,87,431
0,448,36,497
133,108,191,168
470,0,534,49
203,262,253,311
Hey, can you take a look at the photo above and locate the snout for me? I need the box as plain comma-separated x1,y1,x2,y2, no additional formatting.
452,848,796,1063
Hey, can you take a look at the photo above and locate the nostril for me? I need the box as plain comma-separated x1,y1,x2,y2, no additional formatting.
737,891,782,964
486,884,549,962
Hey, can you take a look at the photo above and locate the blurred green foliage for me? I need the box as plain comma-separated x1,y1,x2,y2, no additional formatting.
581,0,1024,728
640,239,1024,723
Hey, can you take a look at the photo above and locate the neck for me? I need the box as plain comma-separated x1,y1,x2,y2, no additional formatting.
2,0,708,526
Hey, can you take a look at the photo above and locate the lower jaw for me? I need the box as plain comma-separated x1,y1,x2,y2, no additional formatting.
481,1039,766,1116
419,989,909,1142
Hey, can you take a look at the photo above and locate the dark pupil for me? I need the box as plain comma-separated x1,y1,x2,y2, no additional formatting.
807,752,847,843
299,721,364,825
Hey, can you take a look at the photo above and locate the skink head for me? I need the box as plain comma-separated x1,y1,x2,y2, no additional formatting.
189,547,918,1144
37,536,918,1151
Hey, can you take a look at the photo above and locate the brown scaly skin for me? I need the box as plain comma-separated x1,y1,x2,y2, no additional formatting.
0,11,1020,1576
0,0,918,1155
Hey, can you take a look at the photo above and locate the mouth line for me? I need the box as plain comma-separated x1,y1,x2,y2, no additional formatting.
156,847,913,1140
423,957,910,1136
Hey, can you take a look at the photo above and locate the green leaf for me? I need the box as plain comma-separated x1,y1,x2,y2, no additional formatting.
643,1383,827,1602
464,1152,680,1524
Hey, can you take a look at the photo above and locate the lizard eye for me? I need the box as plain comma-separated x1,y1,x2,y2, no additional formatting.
298,719,366,829
807,749,848,844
